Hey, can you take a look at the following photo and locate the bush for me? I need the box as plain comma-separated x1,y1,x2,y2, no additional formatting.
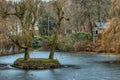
32,36,42,49
75,32,92,41
73,40,94,52
43,34,55,46
57,35,74,52
73,41,88,51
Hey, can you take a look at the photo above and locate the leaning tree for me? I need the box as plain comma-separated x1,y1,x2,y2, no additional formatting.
0,0,41,60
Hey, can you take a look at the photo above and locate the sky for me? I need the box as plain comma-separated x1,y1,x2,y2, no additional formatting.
42,0,50,2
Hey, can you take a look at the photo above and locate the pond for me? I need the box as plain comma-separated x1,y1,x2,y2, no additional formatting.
0,51,120,80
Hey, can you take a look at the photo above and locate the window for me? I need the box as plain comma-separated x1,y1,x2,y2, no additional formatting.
96,30,98,34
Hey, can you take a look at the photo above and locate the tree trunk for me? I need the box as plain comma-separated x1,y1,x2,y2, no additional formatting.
49,22,60,59
88,14,95,44
49,45,55,59
88,14,93,37
49,31,58,59
24,48,29,60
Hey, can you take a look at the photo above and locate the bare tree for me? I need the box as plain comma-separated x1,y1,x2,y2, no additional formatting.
64,0,110,35
48,0,69,59
0,0,41,60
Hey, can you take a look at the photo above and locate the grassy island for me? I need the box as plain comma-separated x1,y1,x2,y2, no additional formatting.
13,58,61,69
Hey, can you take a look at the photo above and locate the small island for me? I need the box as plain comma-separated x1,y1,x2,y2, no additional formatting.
13,58,61,69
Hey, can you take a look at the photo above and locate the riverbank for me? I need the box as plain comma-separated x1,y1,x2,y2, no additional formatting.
0,50,116,57
69,50,117,55
0,51,24,56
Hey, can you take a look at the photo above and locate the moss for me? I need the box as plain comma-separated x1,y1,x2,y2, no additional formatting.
16,58,59,63
13,58,61,69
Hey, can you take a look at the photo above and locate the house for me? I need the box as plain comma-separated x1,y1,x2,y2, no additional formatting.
94,22,108,36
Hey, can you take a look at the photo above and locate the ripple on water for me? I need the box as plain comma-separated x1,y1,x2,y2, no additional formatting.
61,65,81,69
0,64,14,70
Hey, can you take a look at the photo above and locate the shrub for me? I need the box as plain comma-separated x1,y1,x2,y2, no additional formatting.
32,36,42,49
73,41,88,51
57,35,74,52
75,32,92,41
40,34,58,50
73,40,94,52
43,34,55,46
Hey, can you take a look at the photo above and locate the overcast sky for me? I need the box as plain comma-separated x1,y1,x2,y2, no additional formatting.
42,0,50,2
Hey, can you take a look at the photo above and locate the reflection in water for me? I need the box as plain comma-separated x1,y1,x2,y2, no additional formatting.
0,51,120,80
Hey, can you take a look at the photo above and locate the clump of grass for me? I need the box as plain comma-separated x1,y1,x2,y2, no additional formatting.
16,58,60,64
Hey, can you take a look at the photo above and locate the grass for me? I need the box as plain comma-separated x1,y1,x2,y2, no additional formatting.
13,58,61,69
16,58,60,64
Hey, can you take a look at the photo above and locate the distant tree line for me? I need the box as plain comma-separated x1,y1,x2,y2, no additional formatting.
0,0,115,57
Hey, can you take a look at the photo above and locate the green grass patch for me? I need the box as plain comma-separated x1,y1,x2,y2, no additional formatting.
16,58,60,64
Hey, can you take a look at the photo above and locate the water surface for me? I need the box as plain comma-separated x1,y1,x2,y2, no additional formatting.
0,51,120,80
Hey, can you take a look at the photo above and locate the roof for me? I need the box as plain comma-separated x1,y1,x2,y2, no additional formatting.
95,22,107,29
